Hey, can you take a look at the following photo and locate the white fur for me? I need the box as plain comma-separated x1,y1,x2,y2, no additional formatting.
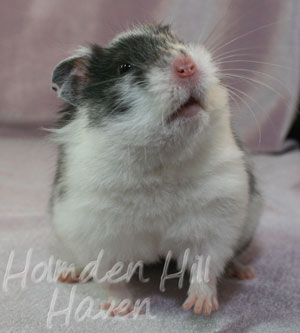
50,31,262,312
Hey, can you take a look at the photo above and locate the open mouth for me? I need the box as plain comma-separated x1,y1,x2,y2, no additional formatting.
169,97,204,122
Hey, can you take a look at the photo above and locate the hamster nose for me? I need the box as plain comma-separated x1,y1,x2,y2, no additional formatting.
173,56,196,78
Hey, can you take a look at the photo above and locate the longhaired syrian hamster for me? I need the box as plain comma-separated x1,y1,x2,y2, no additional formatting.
50,24,262,316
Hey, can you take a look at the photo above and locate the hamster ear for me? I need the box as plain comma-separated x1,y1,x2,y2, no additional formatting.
52,53,89,106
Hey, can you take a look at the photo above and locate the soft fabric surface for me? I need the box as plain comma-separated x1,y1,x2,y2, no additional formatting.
0,131,299,332
1,0,300,152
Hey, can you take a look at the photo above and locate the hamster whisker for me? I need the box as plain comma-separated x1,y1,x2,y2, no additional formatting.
209,20,285,56
219,73,287,102
224,84,262,146
215,59,291,70
218,68,286,88
203,0,247,49
199,6,226,46
213,53,264,63
212,47,266,62
226,90,239,110
225,83,278,137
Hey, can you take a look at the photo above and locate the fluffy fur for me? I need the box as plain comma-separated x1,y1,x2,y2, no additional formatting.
50,24,262,315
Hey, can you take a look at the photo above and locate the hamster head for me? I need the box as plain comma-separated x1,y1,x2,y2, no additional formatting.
52,24,228,156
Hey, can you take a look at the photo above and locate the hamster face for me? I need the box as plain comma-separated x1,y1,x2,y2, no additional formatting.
53,25,224,152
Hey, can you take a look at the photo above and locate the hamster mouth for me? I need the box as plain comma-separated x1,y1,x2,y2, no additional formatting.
169,97,204,122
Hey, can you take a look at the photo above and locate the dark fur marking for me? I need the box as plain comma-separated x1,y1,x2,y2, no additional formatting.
54,147,67,197
57,103,77,127
49,145,67,212
52,24,179,126
232,132,259,196
245,163,258,196
80,25,177,124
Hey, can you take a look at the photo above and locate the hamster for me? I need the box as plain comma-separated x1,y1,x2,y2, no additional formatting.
50,24,263,316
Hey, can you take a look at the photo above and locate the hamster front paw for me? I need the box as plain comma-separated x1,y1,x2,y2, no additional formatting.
57,269,92,283
99,282,144,317
100,298,143,317
183,281,219,315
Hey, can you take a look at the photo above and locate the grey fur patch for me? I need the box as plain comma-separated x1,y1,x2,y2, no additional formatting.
52,24,180,127
82,25,177,125
232,132,259,196
235,236,253,257
245,162,259,196
49,145,67,212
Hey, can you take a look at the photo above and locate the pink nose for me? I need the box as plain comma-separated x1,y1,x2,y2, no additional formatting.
173,56,196,78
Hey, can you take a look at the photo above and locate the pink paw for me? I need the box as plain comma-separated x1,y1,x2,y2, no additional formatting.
57,270,92,283
100,300,143,317
228,264,256,280
57,272,81,283
183,283,219,315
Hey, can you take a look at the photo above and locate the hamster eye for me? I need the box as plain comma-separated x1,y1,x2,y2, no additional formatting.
119,63,132,74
